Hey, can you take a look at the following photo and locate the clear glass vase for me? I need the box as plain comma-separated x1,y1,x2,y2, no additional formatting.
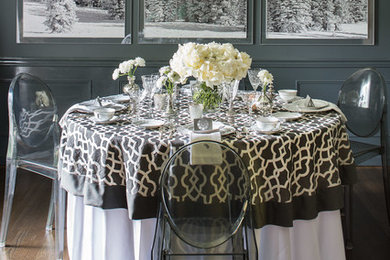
257,90,273,116
192,82,222,113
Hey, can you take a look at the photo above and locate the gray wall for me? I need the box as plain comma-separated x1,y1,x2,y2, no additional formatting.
1,0,390,165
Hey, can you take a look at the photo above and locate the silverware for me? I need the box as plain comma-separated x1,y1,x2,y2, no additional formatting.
96,96,103,107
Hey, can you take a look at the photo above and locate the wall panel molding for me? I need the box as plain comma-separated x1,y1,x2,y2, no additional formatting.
2,58,390,69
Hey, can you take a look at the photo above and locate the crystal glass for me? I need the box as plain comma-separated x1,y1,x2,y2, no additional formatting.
238,90,254,114
141,74,160,118
248,69,261,95
222,80,240,116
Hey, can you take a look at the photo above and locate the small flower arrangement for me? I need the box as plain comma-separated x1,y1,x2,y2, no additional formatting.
257,69,274,93
156,66,186,95
112,57,146,82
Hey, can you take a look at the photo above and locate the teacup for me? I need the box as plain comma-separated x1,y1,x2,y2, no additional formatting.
278,89,298,102
255,116,280,131
93,107,115,122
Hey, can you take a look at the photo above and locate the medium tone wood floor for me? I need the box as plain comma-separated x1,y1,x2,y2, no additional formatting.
0,166,389,259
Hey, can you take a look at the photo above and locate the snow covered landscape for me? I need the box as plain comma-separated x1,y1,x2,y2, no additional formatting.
23,0,124,38
266,0,369,39
143,22,246,39
143,0,247,39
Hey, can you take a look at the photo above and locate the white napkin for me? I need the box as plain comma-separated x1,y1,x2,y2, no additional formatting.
59,104,94,128
304,95,315,107
190,131,222,165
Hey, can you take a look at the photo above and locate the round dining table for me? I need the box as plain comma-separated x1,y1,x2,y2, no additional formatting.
58,92,355,260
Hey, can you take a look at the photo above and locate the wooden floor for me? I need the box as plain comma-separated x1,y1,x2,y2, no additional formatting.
0,166,389,260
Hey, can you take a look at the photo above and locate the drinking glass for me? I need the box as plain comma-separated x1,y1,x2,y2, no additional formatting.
248,69,262,96
141,74,160,118
222,80,240,116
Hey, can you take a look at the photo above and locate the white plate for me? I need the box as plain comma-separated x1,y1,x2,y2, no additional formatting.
283,99,329,112
273,112,302,121
297,99,329,109
81,100,127,112
92,116,119,124
251,124,282,134
179,121,235,136
134,119,165,129
106,94,130,103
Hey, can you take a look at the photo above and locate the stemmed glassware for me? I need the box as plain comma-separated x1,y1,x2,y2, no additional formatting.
222,80,240,116
141,74,160,118
248,68,261,97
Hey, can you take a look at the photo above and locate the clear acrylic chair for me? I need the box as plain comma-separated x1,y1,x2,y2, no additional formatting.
152,140,258,259
0,73,66,259
338,68,390,249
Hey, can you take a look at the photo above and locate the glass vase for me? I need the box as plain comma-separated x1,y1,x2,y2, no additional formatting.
257,90,272,116
192,82,222,113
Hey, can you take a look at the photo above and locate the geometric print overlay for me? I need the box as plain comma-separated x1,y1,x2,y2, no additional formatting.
59,95,354,209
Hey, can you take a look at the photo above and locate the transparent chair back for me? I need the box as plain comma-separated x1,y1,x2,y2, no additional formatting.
1,73,63,259
8,73,59,176
338,68,385,137
154,140,257,259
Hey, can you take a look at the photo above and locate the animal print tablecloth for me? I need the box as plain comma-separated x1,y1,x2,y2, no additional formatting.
58,94,355,228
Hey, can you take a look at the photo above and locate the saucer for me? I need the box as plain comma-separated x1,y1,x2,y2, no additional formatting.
273,112,302,121
251,124,282,134
133,119,165,129
92,116,119,124
106,94,130,103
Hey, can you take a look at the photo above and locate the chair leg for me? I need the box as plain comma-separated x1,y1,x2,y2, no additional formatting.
381,151,390,225
344,185,353,250
46,181,55,231
0,160,18,247
54,178,65,260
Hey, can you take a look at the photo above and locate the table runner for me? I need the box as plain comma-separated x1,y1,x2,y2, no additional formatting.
58,95,355,228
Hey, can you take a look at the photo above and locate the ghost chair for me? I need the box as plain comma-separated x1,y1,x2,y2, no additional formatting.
338,68,390,250
152,140,258,259
0,73,66,259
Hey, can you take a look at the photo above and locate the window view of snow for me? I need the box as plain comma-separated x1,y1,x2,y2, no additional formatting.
23,0,125,38
143,0,247,39
266,0,369,39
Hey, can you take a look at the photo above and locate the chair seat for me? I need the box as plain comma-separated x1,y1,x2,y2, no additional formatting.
350,140,382,165
17,150,57,179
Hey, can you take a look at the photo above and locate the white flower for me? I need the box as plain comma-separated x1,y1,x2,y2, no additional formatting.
169,42,252,88
112,68,120,80
156,76,167,89
159,66,170,76
119,60,133,74
112,57,146,81
258,69,274,85
134,57,146,67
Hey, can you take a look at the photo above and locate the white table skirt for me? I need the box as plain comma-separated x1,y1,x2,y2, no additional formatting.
67,194,346,260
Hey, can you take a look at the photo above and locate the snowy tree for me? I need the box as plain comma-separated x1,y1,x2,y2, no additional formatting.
108,0,125,20
267,0,283,32
44,0,78,33
333,0,346,31
220,0,247,26
348,0,367,23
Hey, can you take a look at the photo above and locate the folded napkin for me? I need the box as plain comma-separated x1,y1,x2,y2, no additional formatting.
304,95,315,107
190,131,222,165
299,95,347,122
59,103,94,128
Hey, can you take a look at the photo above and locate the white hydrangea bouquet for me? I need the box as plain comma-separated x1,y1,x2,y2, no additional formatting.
169,42,252,109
